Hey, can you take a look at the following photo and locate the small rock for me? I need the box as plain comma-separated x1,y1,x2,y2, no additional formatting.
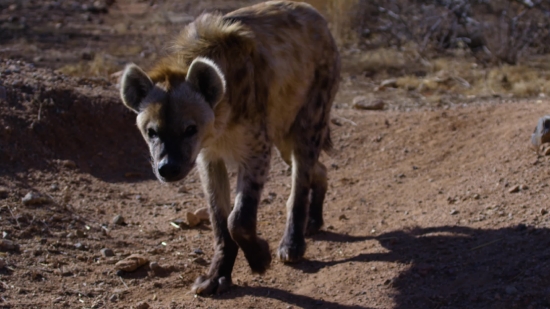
0,239,18,251
22,192,51,206
115,254,148,272
380,78,398,88
58,159,77,168
109,294,118,302
531,115,550,148
508,185,520,193
505,286,517,295
186,212,201,227
192,257,208,266
541,209,548,215
0,86,6,102
450,209,459,215
194,207,210,222
101,248,115,257
74,243,85,250
135,301,150,309
331,117,343,126
149,261,162,272
112,215,125,225
338,214,348,220
193,248,204,255
519,184,528,191
0,258,5,269
352,96,385,111
0,186,9,199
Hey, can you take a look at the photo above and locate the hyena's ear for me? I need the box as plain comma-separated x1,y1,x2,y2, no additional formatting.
186,57,226,108
120,64,154,113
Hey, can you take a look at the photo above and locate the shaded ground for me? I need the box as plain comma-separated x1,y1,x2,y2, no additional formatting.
1,1,550,309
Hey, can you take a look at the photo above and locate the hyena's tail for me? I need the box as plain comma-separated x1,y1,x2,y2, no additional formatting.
322,126,335,157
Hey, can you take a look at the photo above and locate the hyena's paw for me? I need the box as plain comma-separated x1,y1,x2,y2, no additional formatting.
192,275,232,296
305,218,324,236
277,235,306,263
241,237,272,274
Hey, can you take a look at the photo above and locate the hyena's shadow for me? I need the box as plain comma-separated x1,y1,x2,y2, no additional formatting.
217,285,375,309
287,226,550,309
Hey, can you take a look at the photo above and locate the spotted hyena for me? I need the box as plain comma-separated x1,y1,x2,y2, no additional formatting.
119,1,340,295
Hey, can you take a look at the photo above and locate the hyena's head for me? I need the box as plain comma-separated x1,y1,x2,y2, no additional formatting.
119,57,226,182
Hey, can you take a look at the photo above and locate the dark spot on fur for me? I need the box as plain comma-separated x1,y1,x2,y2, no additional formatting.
248,180,261,192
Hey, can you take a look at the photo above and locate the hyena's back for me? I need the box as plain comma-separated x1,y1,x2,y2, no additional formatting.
226,1,340,147
162,1,340,156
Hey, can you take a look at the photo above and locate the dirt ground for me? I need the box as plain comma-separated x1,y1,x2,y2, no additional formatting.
2,1,550,309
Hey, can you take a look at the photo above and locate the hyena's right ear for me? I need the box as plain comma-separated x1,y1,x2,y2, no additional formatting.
120,64,154,113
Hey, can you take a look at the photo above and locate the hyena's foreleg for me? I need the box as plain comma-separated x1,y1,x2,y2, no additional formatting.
192,156,238,295
227,142,272,274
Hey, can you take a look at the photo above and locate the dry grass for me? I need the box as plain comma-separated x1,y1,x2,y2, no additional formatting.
57,54,122,79
391,55,550,98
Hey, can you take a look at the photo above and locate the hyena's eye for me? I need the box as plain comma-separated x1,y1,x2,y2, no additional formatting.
147,128,158,139
183,125,197,138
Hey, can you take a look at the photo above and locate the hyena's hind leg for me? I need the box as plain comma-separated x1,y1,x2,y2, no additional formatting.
277,63,337,263
277,143,328,237
306,161,328,235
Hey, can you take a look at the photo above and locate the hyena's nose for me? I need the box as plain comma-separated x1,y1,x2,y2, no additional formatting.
158,158,181,179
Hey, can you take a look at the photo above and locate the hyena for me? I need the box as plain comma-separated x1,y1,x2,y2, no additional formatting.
119,1,340,295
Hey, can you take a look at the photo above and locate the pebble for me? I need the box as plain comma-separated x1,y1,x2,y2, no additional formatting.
541,209,548,215
380,78,398,88
0,186,8,199
508,185,520,193
505,285,517,295
135,301,150,309
450,209,459,215
149,261,161,272
115,254,148,272
22,192,52,205
109,294,118,302
192,257,208,266
352,96,385,110
194,207,210,222
193,248,204,255
58,159,77,168
0,239,18,251
112,215,125,225
186,212,201,227
101,248,115,257
74,243,84,250
0,85,6,101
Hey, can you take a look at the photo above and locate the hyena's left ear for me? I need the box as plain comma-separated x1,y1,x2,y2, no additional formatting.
186,57,226,108
120,64,154,113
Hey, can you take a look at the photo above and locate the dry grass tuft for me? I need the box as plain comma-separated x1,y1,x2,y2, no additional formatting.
57,54,121,78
